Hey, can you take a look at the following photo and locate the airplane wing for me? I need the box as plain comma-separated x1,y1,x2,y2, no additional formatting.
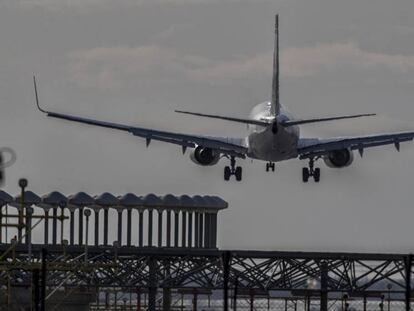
297,132,414,159
33,76,247,157
43,111,247,157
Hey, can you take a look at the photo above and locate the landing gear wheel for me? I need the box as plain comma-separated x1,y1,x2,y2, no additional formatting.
224,166,231,181
235,167,242,181
313,168,321,182
266,162,275,172
302,158,321,183
302,167,310,183
224,156,242,181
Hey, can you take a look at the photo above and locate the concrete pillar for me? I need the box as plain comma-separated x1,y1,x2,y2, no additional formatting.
43,210,49,244
174,211,179,247
194,212,199,248
166,210,171,247
188,212,193,248
127,209,132,246
103,208,109,246
117,209,123,246
69,210,75,245
181,212,187,247
148,209,153,247
78,207,84,245
139,210,144,247
52,208,58,245
94,209,99,246
157,210,163,247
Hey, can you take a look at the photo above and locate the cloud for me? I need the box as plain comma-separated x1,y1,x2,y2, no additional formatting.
283,42,414,77
66,42,414,89
67,45,212,89
3,0,255,10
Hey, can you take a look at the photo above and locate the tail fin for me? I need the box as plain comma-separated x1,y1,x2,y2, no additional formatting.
271,14,280,116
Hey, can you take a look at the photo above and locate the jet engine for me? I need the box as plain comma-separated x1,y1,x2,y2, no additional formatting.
323,149,354,168
190,146,220,166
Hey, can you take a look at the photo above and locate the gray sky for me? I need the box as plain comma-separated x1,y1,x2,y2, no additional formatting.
2,0,414,252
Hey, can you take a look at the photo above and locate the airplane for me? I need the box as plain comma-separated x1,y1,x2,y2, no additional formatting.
34,15,414,183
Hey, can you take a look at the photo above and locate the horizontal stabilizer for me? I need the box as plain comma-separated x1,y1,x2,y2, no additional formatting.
281,113,376,127
175,110,269,126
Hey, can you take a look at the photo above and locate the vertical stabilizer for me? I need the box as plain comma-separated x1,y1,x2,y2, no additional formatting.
271,14,280,116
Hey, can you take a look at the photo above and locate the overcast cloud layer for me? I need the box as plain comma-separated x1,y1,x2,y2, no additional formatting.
2,0,414,252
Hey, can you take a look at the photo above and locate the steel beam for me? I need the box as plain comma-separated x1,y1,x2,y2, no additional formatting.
94,210,99,247
158,210,163,247
103,209,109,246
174,211,179,247
166,210,171,247
182,212,187,248
127,209,132,246
78,207,83,245
117,210,123,245
139,210,144,247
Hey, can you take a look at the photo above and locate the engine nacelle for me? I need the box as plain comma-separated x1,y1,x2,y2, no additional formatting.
190,146,220,166
323,149,354,168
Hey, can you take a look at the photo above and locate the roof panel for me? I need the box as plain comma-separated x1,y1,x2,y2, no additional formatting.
94,192,119,206
68,192,94,206
42,191,67,206
14,191,41,205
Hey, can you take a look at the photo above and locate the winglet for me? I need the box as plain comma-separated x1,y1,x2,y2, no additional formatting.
33,75,47,113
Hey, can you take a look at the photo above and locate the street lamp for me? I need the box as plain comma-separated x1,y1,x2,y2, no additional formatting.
306,278,317,311
84,209,91,264
387,283,392,311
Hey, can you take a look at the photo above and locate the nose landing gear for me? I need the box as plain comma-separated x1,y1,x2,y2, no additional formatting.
266,162,275,172
224,156,242,181
302,158,320,183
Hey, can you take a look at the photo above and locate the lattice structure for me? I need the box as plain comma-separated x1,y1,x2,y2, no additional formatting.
0,245,412,310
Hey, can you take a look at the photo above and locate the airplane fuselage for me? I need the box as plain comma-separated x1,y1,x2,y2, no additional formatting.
247,102,299,162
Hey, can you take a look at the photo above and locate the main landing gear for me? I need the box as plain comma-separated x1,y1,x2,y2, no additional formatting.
266,162,275,172
302,158,320,183
224,156,242,181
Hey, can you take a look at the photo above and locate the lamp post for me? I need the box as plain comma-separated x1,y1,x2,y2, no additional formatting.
59,201,66,244
18,178,28,242
306,278,317,311
387,283,392,311
26,206,34,261
84,209,91,264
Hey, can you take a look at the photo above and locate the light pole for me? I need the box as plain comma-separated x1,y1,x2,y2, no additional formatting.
306,278,317,311
59,201,66,244
18,178,28,242
26,206,34,261
387,283,392,311
84,209,91,264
